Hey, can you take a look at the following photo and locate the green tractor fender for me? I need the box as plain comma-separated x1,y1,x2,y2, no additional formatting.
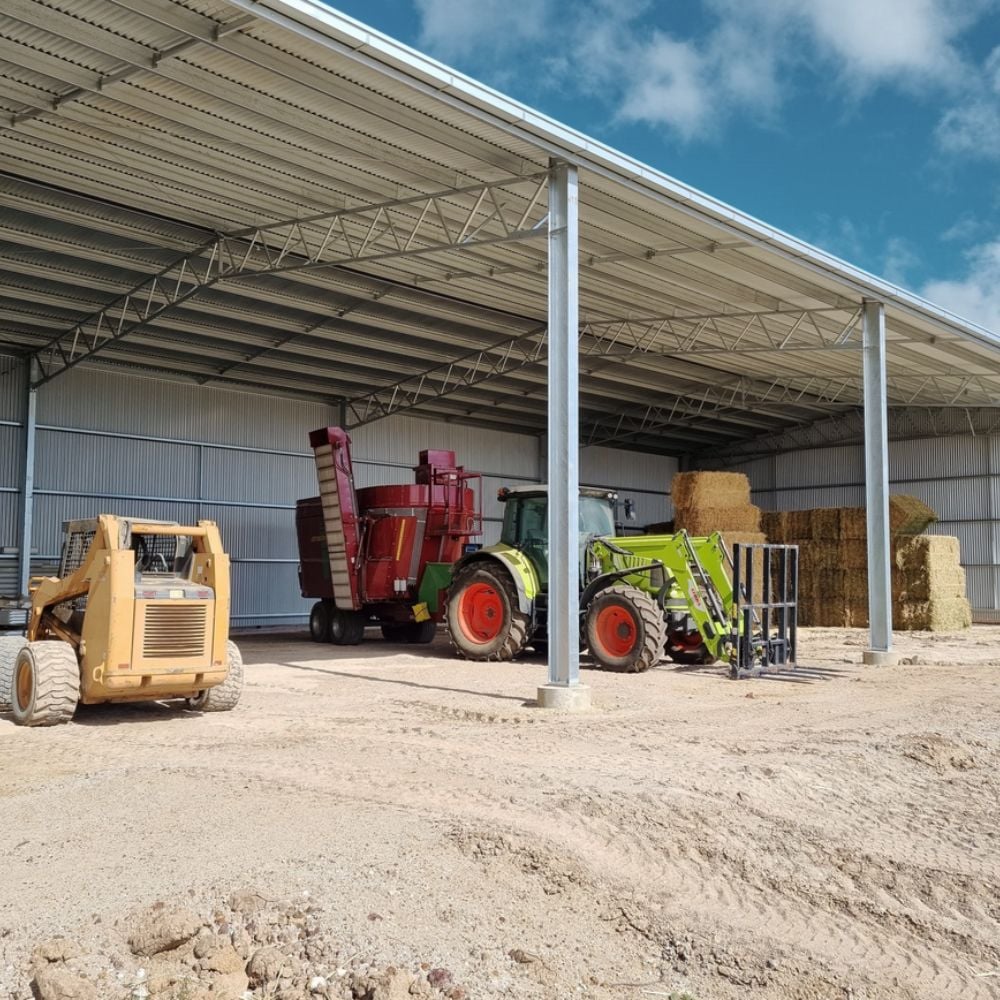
451,546,540,615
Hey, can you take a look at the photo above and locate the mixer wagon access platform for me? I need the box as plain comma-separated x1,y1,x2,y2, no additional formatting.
296,427,481,645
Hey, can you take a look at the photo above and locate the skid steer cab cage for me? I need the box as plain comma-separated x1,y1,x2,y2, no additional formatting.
729,543,798,679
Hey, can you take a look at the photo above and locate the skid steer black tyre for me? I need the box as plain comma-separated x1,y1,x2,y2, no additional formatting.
446,563,530,662
10,640,80,727
381,621,437,644
585,584,665,673
309,601,332,642
0,634,26,712
330,609,365,645
187,641,243,712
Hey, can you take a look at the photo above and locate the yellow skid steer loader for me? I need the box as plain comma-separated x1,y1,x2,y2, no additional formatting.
0,516,242,726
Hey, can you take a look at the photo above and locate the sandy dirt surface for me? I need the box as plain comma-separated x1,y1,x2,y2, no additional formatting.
1,626,999,999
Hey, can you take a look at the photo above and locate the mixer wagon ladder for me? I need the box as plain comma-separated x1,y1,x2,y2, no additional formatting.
308,427,362,611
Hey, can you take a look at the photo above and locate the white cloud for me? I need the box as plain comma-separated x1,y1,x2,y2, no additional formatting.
413,0,554,62
922,240,1000,333
409,0,996,143
883,237,921,285
936,46,1000,159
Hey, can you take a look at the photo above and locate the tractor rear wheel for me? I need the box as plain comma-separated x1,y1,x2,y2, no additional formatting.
666,628,717,666
446,564,530,661
10,640,79,727
381,621,437,644
309,601,331,642
330,608,365,645
585,585,665,673
0,634,27,712
188,640,243,712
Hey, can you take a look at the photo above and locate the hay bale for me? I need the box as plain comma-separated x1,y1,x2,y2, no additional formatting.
809,508,841,540
895,598,971,631
839,508,868,541
671,472,750,509
805,540,868,572
760,510,788,540
675,504,761,535
889,495,937,536
786,510,813,539
894,535,967,603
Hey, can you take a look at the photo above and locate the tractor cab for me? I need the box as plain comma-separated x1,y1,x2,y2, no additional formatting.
497,486,617,588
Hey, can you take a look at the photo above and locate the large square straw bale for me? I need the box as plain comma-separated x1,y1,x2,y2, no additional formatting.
671,472,750,509
895,598,971,630
889,495,938,536
675,504,762,535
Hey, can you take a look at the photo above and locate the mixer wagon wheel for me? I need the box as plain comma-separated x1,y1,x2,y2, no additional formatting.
330,608,365,645
10,640,80,727
309,601,332,642
666,628,717,666
446,563,530,662
585,584,665,673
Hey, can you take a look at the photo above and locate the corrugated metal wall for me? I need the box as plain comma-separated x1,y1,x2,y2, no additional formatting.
713,436,1000,615
1,356,678,626
0,360,26,598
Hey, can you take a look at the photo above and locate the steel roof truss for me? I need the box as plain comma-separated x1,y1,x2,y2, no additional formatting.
25,172,549,386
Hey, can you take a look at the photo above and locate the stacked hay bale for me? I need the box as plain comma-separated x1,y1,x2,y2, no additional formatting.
894,535,971,630
671,471,763,545
671,472,766,597
761,497,970,630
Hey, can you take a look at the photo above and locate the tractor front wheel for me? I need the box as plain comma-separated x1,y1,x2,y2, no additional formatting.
446,564,530,661
585,585,665,673
10,640,80,726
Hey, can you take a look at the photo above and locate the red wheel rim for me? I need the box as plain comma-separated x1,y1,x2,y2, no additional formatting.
594,605,637,657
458,582,505,643
669,629,703,651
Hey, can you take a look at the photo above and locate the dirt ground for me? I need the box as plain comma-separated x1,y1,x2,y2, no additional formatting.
2,626,999,1000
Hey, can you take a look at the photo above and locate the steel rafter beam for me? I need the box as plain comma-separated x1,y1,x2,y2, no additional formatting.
578,306,865,359
23,173,549,386
708,406,1000,461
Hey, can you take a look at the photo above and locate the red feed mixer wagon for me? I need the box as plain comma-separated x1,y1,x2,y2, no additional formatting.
296,427,481,644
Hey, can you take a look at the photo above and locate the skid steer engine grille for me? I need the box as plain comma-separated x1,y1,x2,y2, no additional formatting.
143,603,209,659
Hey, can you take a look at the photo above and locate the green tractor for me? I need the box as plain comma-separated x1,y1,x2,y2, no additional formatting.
444,486,797,677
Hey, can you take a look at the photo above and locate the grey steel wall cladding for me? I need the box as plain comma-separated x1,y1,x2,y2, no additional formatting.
716,434,1000,614
2,357,713,625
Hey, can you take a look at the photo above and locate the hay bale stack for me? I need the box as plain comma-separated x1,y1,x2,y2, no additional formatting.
672,471,750,509
671,472,761,537
889,495,937,536
763,497,967,631
722,530,768,602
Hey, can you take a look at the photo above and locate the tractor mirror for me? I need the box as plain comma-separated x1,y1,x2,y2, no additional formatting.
624,499,636,521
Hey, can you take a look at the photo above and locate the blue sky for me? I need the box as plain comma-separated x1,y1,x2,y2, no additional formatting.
327,0,1000,334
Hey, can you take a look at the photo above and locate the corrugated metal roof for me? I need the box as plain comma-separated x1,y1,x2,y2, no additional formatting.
0,0,999,455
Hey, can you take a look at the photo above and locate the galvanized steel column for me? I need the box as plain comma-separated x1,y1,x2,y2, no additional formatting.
546,161,580,687
17,358,39,601
863,300,893,655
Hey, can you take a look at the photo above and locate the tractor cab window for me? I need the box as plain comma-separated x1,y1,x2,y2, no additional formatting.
501,494,616,547
580,496,615,538
501,496,547,548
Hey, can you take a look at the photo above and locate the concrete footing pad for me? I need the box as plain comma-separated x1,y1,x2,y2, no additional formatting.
536,683,592,711
863,649,901,666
